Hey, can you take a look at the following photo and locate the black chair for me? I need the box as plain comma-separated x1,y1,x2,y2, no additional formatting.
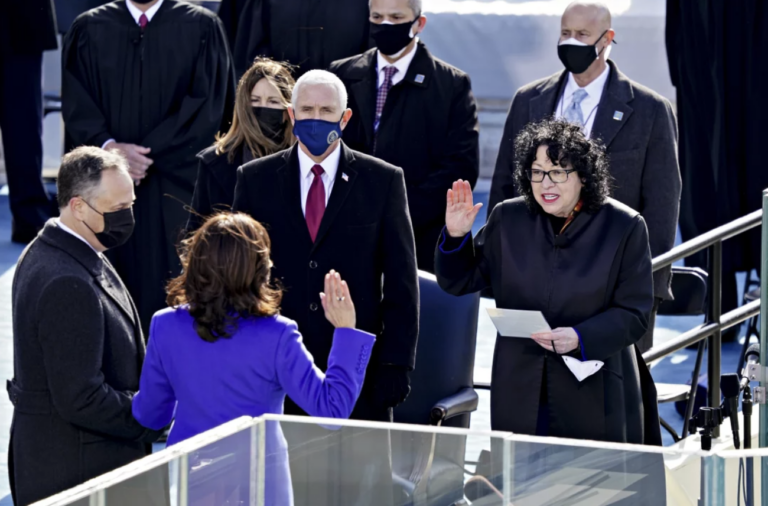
654,266,708,442
392,270,480,506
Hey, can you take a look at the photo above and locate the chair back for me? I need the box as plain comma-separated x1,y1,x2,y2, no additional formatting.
658,266,708,316
394,271,480,428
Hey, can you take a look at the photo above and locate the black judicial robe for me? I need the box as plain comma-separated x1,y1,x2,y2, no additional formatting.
217,0,372,77
436,198,661,446
62,0,233,336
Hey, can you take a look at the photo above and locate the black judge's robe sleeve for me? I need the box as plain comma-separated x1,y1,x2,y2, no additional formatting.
61,17,114,150
574,217,652,362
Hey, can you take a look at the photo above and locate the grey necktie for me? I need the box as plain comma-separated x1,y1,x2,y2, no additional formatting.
564,89,588,126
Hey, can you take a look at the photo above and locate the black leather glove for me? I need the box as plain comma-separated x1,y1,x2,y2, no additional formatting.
373,365,411,409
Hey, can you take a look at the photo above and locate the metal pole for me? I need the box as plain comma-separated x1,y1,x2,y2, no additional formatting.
708,241,723,438
760,189,768,505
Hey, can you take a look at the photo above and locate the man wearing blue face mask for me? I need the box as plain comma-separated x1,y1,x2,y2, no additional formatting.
329,0,479,274
233,70,418,422
488,1,681,353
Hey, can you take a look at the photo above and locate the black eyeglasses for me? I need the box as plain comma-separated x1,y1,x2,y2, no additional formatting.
526,168,578,184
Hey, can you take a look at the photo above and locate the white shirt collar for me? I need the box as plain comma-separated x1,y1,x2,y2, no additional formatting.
376,38,419,88
126,0,164,25
57,218,100,254
297,142,341,182
563,64,611,104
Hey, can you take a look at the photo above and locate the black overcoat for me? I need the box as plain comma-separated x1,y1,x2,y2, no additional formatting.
62,0,233,337
232,142,419,420
487,61,680,301
186,145,241,232
0,0,57,55
217,0,371,78
436,198,662,446
8,221,159,506
329,42,479,273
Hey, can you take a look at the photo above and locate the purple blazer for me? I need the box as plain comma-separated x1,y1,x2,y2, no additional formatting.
132,307,375,504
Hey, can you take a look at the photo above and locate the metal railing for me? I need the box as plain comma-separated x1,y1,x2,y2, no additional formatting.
642,207,763,439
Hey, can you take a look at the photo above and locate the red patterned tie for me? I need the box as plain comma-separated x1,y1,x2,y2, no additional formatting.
139,13,148,31
305,165,326,242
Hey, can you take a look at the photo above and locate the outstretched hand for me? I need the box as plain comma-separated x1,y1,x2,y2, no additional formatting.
319,270,356,329
445,180,483,238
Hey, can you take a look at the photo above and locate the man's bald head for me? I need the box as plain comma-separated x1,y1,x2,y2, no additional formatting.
559,1,614,53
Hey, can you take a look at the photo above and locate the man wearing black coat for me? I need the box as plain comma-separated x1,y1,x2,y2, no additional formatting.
7,147,160,506
233,70,418,506
217,0,372,78
328,0,479,273
0,0,57,243
488,2,680,352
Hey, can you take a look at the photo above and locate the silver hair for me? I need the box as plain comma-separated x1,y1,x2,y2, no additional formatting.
291,70,348,111
368,0,422,17
56,146,130,208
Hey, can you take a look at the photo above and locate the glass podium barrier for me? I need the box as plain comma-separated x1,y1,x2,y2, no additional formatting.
32,414,707,506
717,448,768,506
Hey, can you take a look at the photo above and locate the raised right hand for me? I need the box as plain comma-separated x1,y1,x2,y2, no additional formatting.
319,270,356,329
445,179,483,238
105,141,153,183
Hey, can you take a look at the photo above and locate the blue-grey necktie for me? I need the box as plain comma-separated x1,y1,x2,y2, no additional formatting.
564,89,588,126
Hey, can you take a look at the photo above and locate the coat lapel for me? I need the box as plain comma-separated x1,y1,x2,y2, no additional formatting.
591,61,634,148
278,146,313,244
400,42,433,89
311,143,357,252
529,71,567,122
347,50,378,149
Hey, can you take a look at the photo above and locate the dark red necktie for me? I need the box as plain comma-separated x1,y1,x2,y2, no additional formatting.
305,165,326,241
139,13,148,31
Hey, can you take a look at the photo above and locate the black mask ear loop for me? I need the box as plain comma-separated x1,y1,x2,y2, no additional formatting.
80,198,103,236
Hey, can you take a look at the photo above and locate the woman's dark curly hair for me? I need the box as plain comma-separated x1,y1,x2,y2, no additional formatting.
513,118,612,214
166,212,282,342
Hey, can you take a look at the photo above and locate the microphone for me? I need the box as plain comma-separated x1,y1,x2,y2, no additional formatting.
721,373,741,450
741,343,761,391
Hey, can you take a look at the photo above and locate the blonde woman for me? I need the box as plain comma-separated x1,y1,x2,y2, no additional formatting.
188,58,296,230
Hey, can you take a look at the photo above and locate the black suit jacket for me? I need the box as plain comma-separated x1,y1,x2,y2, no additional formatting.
187,145,241,231
8,220,158,506
0,0,58,55
233,142,419,419
329,42,479,272
488,61,681,300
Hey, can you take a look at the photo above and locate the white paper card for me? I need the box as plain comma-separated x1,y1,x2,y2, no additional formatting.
561,355,604,382
486,308,551,338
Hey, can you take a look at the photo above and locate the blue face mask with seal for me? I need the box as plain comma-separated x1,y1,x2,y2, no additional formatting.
292,118,343,157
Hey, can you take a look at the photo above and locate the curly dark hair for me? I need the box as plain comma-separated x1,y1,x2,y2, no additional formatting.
166,212,282,342
513,118,612,214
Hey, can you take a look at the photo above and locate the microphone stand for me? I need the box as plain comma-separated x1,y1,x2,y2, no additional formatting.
743,387,754,506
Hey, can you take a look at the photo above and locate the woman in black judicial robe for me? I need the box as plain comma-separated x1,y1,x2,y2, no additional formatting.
187,58,296,232
437,119,661,446
62,0,233,337
438,120,665,505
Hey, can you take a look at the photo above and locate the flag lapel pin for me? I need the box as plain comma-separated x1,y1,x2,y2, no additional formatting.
613,111,624,121
415,74,425,84
342,173,349,182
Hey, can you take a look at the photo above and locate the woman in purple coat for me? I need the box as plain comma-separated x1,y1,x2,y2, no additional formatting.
132,212,375,504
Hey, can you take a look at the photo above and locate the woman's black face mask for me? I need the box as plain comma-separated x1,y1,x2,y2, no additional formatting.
252,107,286,142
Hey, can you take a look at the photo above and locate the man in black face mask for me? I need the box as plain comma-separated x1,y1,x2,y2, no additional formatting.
329,0,479,273
488,1,681,353
7,147,163,505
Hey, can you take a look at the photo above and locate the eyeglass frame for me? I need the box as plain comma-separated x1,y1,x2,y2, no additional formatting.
526,168,579,184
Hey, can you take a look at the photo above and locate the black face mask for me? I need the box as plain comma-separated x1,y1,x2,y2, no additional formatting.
557,30,608,75
82,200,135,250
370,20,417,56
252,107,286,143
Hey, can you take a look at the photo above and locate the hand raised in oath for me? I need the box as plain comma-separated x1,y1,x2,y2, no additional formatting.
445,179,483,238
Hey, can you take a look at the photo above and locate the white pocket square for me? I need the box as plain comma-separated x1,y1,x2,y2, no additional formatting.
561,355,604,382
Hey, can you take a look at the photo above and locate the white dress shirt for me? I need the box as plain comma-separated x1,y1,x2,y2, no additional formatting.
57,218,101,255
376,38,419,89
297,143,341,216
102,0,165,150
126,0,164,24
555,64,610,139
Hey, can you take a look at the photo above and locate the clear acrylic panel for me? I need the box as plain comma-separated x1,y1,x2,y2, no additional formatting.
261,414,511,506
718,448,768,506
501,434,701,506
